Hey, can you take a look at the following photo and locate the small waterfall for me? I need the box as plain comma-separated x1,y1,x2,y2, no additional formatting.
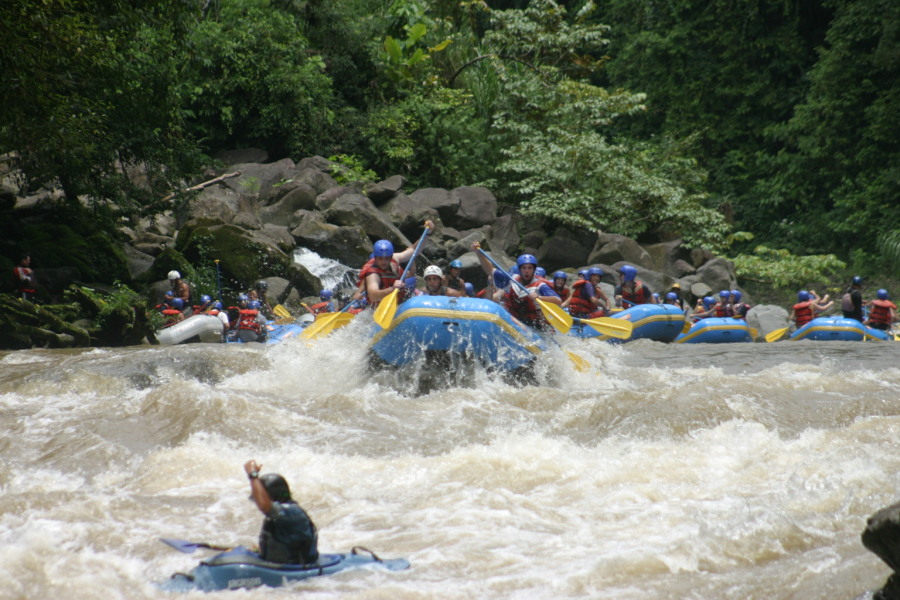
293,248,359,292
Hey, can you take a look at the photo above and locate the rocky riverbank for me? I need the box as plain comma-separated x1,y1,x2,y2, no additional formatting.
0,150,789,349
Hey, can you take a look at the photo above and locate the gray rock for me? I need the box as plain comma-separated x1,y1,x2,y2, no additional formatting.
286,263,322,298
588,233,652,268
380,192,442,239
290,213,371,267
296,155,333,173
176,187,238,228
289,167,338,196
538,228,591,272
689,281,713,300
222,159,295,199
521,230,546,255
315,185,364,212
259,276,291,305
746,304,790,338
450,186,497,229
259,184,317,226
231,211,262,230
133,242,165,257
863,500,900,573
366,175,406,204
695,257,738,293
253,225,295,255
410,188,458,224
486,214,520,256
445,229,488,261
214,148,268,165
123,245,155,280
323,194,410,246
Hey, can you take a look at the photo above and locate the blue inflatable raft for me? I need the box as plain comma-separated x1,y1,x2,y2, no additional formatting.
368,295,550,372
790,317,890,341
162,546,409,592
569,303,686,343
675,317,755,344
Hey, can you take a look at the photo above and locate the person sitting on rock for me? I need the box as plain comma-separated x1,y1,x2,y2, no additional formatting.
12,254,37,302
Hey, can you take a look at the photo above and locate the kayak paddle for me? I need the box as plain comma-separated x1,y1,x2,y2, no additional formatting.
373,226,430,329
571,315,633,339
160,538,231,554
475,248,572,334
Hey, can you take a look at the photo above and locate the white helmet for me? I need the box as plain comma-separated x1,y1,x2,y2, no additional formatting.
424,265,443,278
168,270,181,280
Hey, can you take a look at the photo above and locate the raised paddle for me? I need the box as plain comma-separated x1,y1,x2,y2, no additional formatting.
160,538,231,554
301,300,358,340
373,226,431,329
765,326,791,343
571,315,633,339
475,248,573,334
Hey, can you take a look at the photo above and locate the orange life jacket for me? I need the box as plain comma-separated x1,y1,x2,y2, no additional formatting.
868,300,896,326
568,280,596,316
308,301,332,315
504,276,547,329
714,303,732,318
793,301,814,327
358,258,403,307
237,309,262,333
553,285,570,302
621,281,651,305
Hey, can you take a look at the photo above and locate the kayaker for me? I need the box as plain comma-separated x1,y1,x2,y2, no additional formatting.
244,459,319,565
614,265,652,307
422,265,462,297
789,290,832,329
445,259,466,293
866,289,897,331
359,221,435,308
841,276,864,321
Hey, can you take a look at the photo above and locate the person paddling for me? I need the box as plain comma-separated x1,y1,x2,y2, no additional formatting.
244,459,319,565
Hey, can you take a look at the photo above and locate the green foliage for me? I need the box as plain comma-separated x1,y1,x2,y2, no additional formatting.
328,155,379,185
730,246,846,288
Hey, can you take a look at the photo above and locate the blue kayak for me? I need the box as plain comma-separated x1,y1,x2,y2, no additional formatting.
569,304,686,343
368,295,550,372
675,317,755,343
162,546,410,592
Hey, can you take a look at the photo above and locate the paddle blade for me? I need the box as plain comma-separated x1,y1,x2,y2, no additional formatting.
749,327,759,341
566,350,591,372
581,316,633,339
160,538,229,554
373,289,399,329
682,319,691,334
301,311,353,340
765,326,790,343
273,304,292,320
536,298,572,334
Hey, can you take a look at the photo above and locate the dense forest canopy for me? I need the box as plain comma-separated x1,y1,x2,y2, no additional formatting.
2,0,898,282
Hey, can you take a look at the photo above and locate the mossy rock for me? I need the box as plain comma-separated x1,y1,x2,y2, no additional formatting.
0,294,91,348
19,222,129,284
138,247,194,285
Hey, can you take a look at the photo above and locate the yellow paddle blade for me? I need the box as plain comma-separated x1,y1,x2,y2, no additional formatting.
765,326,790,343
273,304,292,320
566,350,591,372
682,319,692,334
537,298,572,334
373,289,400,329
580,316,633,340
301,311,355,340
749,327,759,341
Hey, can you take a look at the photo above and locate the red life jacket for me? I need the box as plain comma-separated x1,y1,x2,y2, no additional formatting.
621,281,651,305
793,301,814,327
568,280,596,316
553,285,570,302
358,258,402,307
13,266,36,293
237,309,262,333
504,276,546,328
308,301,332,315
714,303,732,318
868,300,895,326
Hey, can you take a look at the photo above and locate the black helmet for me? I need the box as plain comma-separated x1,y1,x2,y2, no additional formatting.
260,473,292,502
256,280,269,291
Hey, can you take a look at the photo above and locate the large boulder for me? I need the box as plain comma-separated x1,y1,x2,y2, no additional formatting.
286,263,322,299
223,158,295,203
450,186,497,229
537,228,592,272
643,239,696,276
176,185,239,228
694,257,738,293
486,214,520,256
290,210,371,267
445,229,488,262
379,192,442,239
587,233,652,268
323,194,410,246
366,175,406,204
746,304,789,338
863,500,900,600
410,188,458,224
259,183,317,225
314,185,364,212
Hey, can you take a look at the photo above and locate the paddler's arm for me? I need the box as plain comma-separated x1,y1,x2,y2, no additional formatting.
245,459,272,515
393,220,435,264
470,241,495,276
531,284,562,305
366,273,397,304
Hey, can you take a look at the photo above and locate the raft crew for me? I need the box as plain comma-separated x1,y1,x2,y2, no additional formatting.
421,265,462,297
567,267,607,319
13,254,37,301
789,290,833,329
158,292,186,325
254,280,274,319
866,289,897,331
614,264,652,308
168,270,192,306
359,221,435,308
308,290,336,315
551,271,570,304
841,276,864,321
713,290,733,318
244,459,318,565
730,290,751,319
445,259,466,293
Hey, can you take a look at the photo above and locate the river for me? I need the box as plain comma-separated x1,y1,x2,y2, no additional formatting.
1,325,898,599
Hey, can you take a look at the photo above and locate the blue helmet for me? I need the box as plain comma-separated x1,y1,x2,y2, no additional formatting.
702,296,715,308
373,240,394,257
535,267,546,278
238,293,249,304
652,293,660,300
877,288,889,300
493,269,511,288
212,301,223,310
719,290,730,299
320,290,333,300
665,292,678,302
618,265,637,282
578,270,588,279
449,259,462,269
731,290,742,302
516,254,538,268
509,265,519,276
587,267,604,278
405,277,418,289
200,294,212,305
797,290,810,302
552,270,568,281
164,290,174,298
248,300,261,310
464,282,475,296
852,276,863,286
171,298,184,310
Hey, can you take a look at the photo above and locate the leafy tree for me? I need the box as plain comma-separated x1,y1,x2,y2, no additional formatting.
729,245,845,288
